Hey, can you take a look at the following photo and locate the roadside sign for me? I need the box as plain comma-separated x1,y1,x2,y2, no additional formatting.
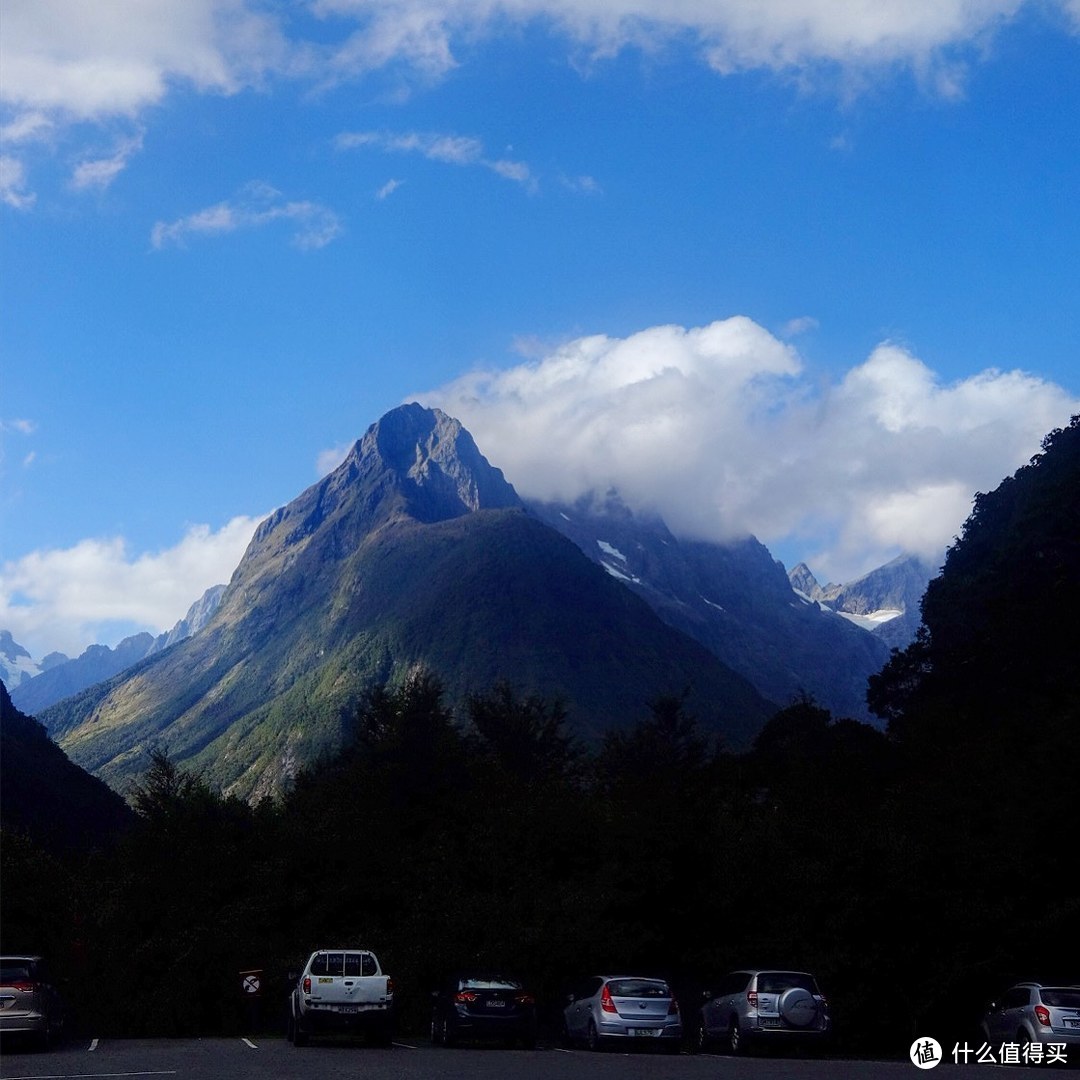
240,969,262,996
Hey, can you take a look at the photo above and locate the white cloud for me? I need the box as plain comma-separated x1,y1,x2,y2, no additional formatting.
782,315,819,338
3,0,1076,142
0,156,36,210
315,0,1056,87
0,0,287,121
151,182,343,250
336,129,535,188
70,132,145,191
417,317,1080,583
0,0,289,203
2,418,38,437
0,515,263,659
4,0,1076,208
560,173,602,195
376,177,404,199
1,111,54,144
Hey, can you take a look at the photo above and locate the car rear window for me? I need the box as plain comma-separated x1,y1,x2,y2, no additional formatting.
1041,989,1080,1008
0,963,33,983
757,972,818,994
460,977,522,990
608,979,670,998
310,952,376,976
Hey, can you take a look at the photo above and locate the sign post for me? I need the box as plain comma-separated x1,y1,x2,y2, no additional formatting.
240,969,263,1033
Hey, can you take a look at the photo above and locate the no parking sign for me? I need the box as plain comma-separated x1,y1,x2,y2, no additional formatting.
240,969,262,997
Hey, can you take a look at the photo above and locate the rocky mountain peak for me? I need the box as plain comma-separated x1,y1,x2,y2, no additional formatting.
359,403,520,516
223,403,525,613
788,562,825,600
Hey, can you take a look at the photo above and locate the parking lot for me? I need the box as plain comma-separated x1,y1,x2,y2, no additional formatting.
0,1035,1022,1080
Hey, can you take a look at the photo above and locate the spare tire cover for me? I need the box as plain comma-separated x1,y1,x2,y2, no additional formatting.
778,987,817,1027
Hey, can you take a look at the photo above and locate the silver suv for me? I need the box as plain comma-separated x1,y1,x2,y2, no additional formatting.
693,969,831,1054
980,983,1080,1058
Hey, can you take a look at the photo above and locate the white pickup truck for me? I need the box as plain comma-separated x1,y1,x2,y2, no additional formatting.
287,948,395,1046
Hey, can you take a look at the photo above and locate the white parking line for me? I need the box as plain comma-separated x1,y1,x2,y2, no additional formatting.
1,1072,178,1079
89,1037,100,1050
241,1037,257,1048
392,1041,418,1049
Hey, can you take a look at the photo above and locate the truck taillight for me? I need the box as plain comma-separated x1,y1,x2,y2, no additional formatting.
302,977,311,994
600,985,617,1013
386,977,394,995
1034,1005,1051,1027
669,997,680,1015
747,991,758,1009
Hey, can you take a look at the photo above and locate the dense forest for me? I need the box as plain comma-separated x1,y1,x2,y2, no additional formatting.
2,417,1078,1053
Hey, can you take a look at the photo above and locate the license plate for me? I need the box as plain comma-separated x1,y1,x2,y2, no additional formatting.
338,1005,358,1013
318,977,333,983
1064,1019,1080,1029
631,1027,661,1037
760,1017,782,1028
486,1000,507,1008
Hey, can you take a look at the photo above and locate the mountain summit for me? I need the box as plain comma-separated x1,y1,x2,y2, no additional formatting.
43,404,774,800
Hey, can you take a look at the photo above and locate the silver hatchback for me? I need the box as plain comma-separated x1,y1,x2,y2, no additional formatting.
694,969,831,1054
563,976,682,1052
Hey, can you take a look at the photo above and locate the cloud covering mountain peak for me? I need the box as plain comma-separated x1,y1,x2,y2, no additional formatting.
418,317,1079,583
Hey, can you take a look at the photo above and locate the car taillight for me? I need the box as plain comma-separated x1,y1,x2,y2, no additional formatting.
386,977,394,995
600,985,617,1013
515,993,535,1005
747,991,758,1009
1034,1005,1051,1027
455,991,478,1003
302,977,311,994
668,997,680,1015
9,981,36,993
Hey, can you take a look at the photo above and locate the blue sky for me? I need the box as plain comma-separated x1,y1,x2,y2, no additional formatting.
2,0,1079,659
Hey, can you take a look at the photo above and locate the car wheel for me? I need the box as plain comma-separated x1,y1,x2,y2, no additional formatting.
728,1019,744,1055
587,1021,604,1052
293,1014,309,1048
692,1016,709,1053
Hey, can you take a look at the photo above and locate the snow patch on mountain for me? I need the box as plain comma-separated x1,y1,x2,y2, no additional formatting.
837,608,905,630
597,540,627,562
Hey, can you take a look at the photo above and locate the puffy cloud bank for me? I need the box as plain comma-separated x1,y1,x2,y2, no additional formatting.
418,317,1079,583
0,515,263,659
